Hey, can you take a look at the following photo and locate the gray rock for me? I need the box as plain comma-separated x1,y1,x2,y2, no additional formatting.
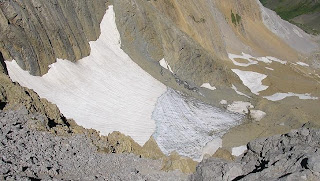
0,109,188,180
0,0,108,75
190,127,320,181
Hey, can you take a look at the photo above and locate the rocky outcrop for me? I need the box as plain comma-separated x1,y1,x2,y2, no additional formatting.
0,0,108,75
190,127,320,180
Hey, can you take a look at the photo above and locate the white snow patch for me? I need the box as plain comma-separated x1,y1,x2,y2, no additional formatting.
152,89,242,161
265,67,274,71
228,53,258,67
201,138,222,160
250,110,266,121
264,92,318,101
228,52,287,67
232,69,268,95
201,83,216,91
159,58,173,73
266,56,287,64
227,101,253,115
220,100,228,105
5,6,167,146
232,145,247,156
231,84,251,98
296,62,309,67
256,57,272,64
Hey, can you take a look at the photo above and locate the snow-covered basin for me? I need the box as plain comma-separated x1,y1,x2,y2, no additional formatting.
6,6,167,145
152,89,243,161
6,5,246,160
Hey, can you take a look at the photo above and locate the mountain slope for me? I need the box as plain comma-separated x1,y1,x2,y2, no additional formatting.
260,0,320,35
0,0,320,174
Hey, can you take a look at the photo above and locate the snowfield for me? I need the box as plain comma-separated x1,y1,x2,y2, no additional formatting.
152,89,242,161
6,5,247,158
232,69,268,95
6,6,167,145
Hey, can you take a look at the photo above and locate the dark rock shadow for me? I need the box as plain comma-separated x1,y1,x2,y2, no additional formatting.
0,52,8,75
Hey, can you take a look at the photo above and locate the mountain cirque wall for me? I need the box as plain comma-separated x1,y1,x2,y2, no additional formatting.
113,0,319,103
0,0,108,75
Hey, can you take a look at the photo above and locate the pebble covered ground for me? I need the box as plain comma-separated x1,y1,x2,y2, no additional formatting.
0,109,187,181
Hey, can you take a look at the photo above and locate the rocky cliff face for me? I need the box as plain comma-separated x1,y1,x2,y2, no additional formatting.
0,0,108,75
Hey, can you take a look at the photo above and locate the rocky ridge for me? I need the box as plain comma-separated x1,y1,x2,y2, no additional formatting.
191,127,320,180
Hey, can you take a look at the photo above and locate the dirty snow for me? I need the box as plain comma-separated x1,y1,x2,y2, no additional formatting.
257,57,272,64
220,100,228,105
264,92,318,101
265,67,274,71
232,69,268,95
296,62,309,67
227,101,253,115
250,110,266,121
152,89,242,161
232,145,247,156
228,53,258,67
159,58,173,73
201,83,216,91
266,56,287,64
6,6,167,146
228,52,287,67
231,84,251,98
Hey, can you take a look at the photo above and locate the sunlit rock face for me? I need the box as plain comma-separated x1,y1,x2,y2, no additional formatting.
0,0,108,75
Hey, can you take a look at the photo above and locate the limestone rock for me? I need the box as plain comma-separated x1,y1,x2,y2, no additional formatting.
0,0,108,75
0,109,188,180
191,127,320,180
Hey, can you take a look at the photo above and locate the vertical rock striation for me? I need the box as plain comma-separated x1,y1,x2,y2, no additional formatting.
0,0,108,75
